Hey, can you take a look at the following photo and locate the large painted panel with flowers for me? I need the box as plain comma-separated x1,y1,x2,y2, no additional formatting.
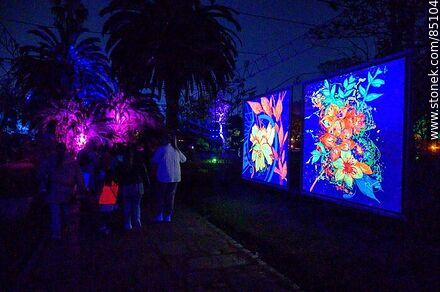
302,57,406,213
242,89,290,188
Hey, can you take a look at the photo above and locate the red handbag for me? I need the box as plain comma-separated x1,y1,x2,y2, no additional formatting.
99,181,119,205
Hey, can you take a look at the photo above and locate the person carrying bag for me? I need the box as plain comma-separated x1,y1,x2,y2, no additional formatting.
98,171,119,234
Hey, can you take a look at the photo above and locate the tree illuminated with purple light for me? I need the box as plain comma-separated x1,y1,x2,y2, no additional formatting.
41,92,161,153
41,101,99,153
209,98,231,146
104,92,158,144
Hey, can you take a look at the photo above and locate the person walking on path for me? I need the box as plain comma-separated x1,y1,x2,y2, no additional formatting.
98,170,119,235
77,141,98,194
152,134,187,223
116,144,149,231
39,143,86,240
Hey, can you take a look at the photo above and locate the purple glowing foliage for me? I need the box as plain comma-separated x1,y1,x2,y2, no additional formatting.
209,98,231,145
105,92,155,143
41,93,160,152
210,99,231,124
74,132,88,149
42,101,99,153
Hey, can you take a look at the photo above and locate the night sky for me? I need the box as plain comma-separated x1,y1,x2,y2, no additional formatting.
1,0,345,96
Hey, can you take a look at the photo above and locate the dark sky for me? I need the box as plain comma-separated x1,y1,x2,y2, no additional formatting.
1,0,348,96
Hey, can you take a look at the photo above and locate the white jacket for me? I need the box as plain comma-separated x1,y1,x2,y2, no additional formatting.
152,144,187,183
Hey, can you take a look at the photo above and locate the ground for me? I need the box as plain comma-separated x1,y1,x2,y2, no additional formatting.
2,157,439,291
15,203,298,291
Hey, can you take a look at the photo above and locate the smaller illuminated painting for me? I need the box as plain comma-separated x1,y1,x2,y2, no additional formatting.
242,89,290,188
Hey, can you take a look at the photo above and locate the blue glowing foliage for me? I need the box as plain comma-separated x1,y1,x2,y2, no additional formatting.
13,24,114,106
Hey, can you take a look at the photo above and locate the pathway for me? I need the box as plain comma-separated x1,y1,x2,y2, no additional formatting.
17,205,299,291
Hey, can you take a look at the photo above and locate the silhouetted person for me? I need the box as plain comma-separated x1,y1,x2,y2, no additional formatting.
40,143,86,240
152,134,186,222
98,170,118,235
37,119,58,162
77,141,98,195
116,144,148,230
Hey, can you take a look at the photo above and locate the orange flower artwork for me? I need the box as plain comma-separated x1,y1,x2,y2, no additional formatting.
242,89,290,188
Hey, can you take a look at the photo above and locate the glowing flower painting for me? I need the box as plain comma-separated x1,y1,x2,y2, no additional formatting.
302,57,406,213
242,89,290,188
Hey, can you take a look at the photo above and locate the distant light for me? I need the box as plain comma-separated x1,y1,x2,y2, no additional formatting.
25,90,33,101
191,145,195,150
212,157,217,163
429,142,440,153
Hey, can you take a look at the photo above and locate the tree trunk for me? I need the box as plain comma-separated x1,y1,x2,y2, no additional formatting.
164,82,180,131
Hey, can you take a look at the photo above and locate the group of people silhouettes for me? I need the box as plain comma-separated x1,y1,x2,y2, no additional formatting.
38,129,186,240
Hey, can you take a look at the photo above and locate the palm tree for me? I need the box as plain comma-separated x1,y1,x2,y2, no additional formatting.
12,0,113,112
101,0,240,130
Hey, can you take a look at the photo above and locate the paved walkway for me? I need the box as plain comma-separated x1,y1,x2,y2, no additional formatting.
17,205,299,291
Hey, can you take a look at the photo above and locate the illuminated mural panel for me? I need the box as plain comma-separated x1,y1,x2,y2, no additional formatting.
242,89,290,188
302,57,406,213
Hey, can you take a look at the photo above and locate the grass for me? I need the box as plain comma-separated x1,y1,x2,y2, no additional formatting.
181,161,439,291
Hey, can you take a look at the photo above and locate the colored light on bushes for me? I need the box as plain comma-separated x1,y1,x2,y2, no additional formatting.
74,132,88,151
41,92,160,153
